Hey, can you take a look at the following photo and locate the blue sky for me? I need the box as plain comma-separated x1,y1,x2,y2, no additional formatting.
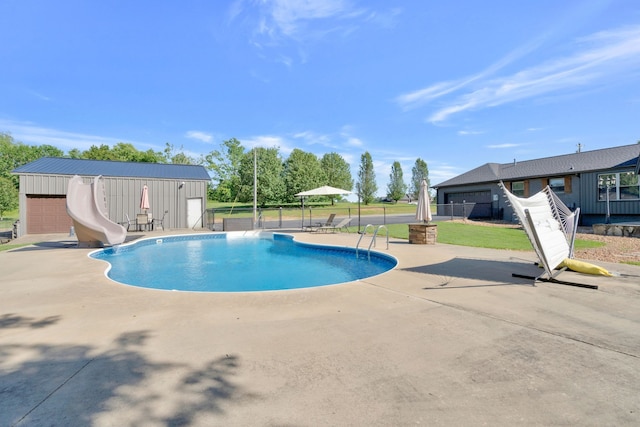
1,0,640,196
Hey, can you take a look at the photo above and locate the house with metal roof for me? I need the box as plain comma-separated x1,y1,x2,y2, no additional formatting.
12,157,212,237
432,143,640,225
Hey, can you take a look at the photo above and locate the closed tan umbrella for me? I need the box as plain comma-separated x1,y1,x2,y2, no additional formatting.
415,179,432,223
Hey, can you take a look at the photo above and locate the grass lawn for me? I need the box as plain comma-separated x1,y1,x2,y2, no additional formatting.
348,222,605,252
206,201,421,218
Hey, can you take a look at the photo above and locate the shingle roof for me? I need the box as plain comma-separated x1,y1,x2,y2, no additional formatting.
12,157,211,181
434,144,640,188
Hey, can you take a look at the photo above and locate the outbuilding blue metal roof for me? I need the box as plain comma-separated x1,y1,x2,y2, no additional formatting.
12,157,211,180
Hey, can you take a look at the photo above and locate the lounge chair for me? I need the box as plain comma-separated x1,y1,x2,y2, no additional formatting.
316,217,352,233
304,213,336,231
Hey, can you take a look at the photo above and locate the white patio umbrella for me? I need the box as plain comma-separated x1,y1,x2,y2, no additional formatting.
295,185,352,229
140,184,150,213
295,185,352,197
415,179,432,223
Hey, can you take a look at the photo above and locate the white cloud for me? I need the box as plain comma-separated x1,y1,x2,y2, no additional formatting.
487,143,521,149
397,25,640,123
292,130,331,146
429,164,464,185
346,137,363,147
364,8,402,29
267,0,354,37
243,134,295,155
396,35,545,111
27,90,52,102
0,119,157,152
458,130,484,136
230,0,383,62
395,81,464,111
185,130,213,143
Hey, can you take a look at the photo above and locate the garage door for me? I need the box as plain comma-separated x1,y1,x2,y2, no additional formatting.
27,196,74,234
445,190,492,218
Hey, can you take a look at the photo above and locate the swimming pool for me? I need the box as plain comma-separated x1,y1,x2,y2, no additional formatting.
91,232,397,292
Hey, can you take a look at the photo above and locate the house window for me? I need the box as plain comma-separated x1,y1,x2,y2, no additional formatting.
598,172,639,201
549,177,565,193
512,181,525,197
620,171,640,199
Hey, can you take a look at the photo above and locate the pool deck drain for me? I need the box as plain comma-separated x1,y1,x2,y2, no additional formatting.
2,229,639,426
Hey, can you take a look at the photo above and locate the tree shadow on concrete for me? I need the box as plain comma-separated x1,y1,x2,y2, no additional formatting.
0,313,62,329
1,325,251,426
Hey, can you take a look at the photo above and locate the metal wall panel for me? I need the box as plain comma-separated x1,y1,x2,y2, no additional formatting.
16,173,209,236
580,171,639,215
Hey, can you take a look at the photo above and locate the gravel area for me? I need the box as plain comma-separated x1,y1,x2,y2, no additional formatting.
573,230,640,264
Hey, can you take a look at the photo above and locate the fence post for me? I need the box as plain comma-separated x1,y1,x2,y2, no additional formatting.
463,200,466,219
279,207,282,228
450,201,454,220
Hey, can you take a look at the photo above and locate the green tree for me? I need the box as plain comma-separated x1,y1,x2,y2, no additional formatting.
1,133,63,188
0,133,19,184
203,138,245,202
320,152,353,203
111,142,142,161
68,148,83,159
82,144,115,160
357,151,377,205
81,142,164,162
238,147,285,206
0,177,18,219
387,161,407,203
410,158,430,201
139,148,165,163
283,149,325,203
163,143,195,164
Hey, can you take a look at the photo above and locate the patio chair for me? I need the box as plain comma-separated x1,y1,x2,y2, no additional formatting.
136,213,152,231
316,217,352,233
119,214,134,231
304,213,336,231
153,210,168,230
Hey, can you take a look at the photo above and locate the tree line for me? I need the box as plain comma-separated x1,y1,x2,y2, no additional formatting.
0,132,429,217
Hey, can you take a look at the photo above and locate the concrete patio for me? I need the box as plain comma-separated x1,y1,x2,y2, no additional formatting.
1,229,639,426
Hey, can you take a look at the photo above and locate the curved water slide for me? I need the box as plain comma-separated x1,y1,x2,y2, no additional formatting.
66,175,127,247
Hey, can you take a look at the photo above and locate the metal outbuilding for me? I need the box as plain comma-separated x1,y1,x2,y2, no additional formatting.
12,157,211,237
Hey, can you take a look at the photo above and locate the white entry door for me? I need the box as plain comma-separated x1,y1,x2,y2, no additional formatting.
187,198,202,229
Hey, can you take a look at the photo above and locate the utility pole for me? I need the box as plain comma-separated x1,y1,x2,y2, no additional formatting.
253,148,257,226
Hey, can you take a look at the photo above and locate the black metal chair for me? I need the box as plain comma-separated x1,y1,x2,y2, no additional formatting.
153,210,168,230
119,214,133,231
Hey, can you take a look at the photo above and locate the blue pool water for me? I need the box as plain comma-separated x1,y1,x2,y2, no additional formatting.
91,233,397,292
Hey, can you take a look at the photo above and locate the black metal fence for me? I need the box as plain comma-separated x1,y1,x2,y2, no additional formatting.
204,202,481,231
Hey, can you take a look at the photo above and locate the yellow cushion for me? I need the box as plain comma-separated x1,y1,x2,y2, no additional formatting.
558,258,613,277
